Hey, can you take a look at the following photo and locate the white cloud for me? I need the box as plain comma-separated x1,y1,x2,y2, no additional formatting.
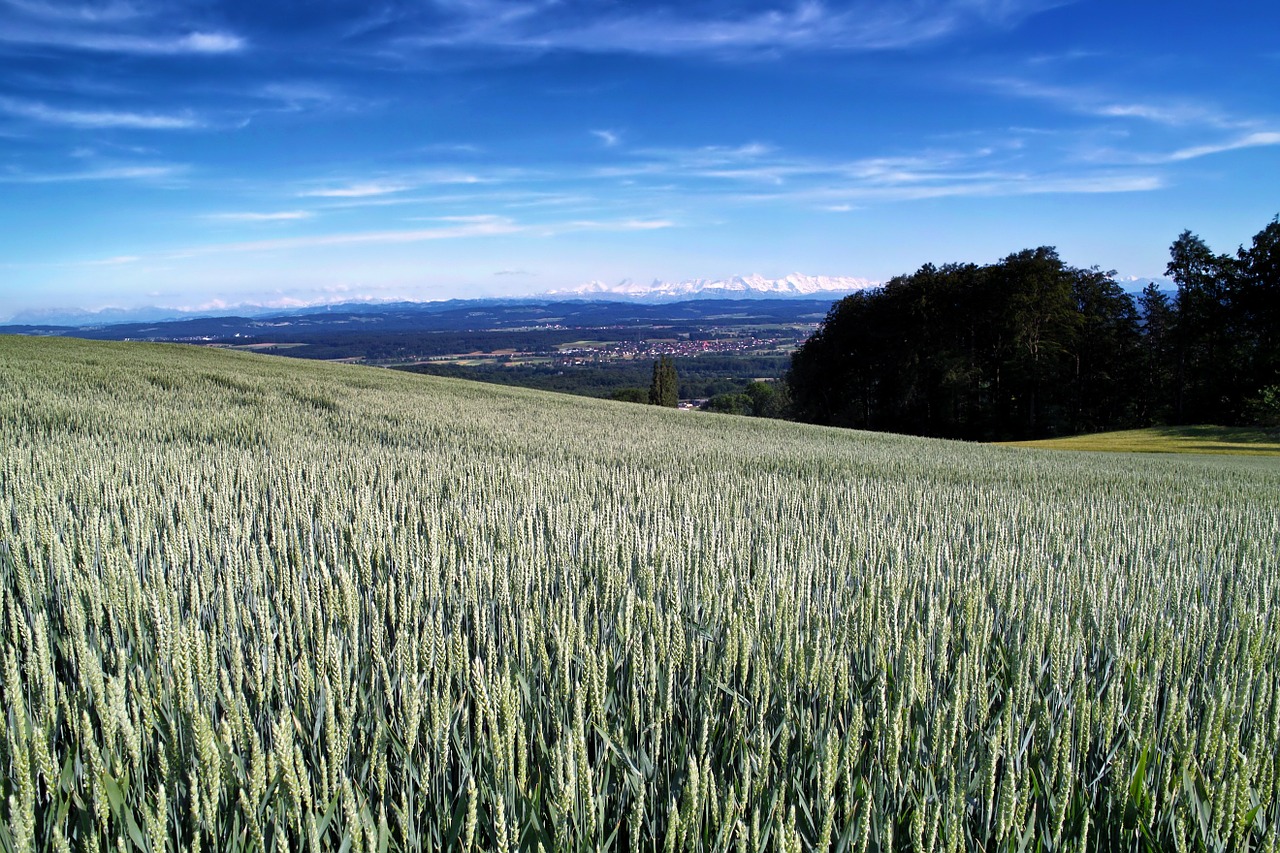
427,214,510,224
172,217,525,256
401,0,1065,57
298,181,414,198
591,129,620,147
1086,130,1280,166
1164,131,1280,162
299,172,491,199
102,216,678,266
595,143,777,179
206,210,314,222
599,142,1023,194
178,32,242,53
259,131,1167,234
988,78,1246,129
740,171,1163,205
0,26,245,54
81,255,141,266
0,96,200,129
1094,103,1212,125
258,82,337,104
0,163,183,182
583,218,675,231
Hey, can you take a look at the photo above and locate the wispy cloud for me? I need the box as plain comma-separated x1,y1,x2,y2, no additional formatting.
1083,130,1280,166
168,217,523,256
112,215,678,263
268,132,1164,229
1162,131,1280,162
180,32,241,53
588,136,1167,206
205,210,314,222
399,0,1066,57
298,181,414,198
0,26,245,55
987,78,1246,129
591,129,620,147
298,171,492,199
738,171,1163,205
0,96,200,129
267,220,514,249
602,142,955,185
594,143,775,179
547,218,676,234
257,82,336,102
426,214,511,224
1,0,245,58
0,163,184,182
245,81,377,119
1093,103,1218,125
3,1,144,25
81,254,141,266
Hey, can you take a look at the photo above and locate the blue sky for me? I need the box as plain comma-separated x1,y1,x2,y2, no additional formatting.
1,0,1278,318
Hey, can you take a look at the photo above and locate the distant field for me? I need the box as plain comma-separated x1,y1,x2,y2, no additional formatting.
555,339,613,350
218,341,310,351
1000,424,1280,456
2,336,1277,851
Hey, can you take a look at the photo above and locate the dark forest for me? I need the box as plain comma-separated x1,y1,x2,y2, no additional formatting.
789,217,1280,440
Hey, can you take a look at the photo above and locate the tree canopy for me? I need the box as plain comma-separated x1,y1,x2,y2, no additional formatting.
789,217,1280,440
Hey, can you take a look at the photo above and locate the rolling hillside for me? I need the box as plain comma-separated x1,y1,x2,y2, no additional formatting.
1,335,1277,851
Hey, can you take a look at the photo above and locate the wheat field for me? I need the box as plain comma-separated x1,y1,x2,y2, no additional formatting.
1,335,1277,852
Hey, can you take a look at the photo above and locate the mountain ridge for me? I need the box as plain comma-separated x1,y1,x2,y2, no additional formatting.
544,272,876,301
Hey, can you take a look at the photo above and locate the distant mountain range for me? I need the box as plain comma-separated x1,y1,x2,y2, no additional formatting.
4,271,1169,328
545,273,876,301
1,300,414,328
3,273,876,326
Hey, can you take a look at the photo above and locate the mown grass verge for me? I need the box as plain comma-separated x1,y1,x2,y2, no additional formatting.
998,424,1280,456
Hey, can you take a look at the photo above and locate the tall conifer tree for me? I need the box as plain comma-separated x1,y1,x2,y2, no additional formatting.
649,356,678,407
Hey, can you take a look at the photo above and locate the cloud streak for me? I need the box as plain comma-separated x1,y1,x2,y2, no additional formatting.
986,78,1252,130
399,0,1066,57
0,26,245,55
0,163,184,182
206,210,314,222
1081,130,1280,166
592,138,1159,202
160,215,675,258
591,129,620,147
178,218,522,255
80,254,142,266
253,133,1173,233
736,170,1163,206
298,181,414,198
1163,131,1280,162
0,96,200,129
298,171,494,199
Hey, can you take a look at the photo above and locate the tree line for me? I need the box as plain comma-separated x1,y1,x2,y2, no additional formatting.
788,217,1280,440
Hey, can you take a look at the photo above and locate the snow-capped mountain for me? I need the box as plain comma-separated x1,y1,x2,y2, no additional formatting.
545,273,877,301
1115,275,1173,294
